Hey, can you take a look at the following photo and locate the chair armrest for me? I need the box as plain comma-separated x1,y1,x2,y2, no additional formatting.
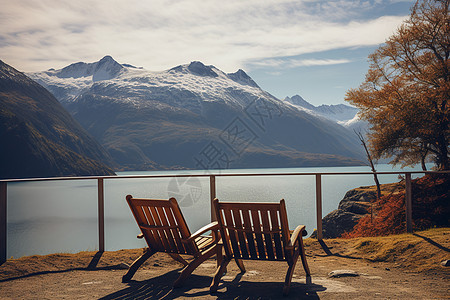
182,221,219,244
286,225,307,250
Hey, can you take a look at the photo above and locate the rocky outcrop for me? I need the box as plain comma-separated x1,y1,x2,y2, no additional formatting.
312,187,377,238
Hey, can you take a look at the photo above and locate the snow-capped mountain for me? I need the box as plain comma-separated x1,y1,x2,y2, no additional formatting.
284,95,359,123
29,56,365,170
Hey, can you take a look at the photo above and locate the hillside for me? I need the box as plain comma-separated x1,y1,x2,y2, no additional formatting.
0,60,116,179
29,56,365,170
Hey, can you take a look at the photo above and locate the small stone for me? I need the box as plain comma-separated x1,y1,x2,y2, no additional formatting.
385,268,390,271
441,260,450,267
153,263,161,267
328,270,359,278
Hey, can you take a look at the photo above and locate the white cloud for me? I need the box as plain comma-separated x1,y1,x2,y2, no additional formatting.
0,0,411,72
249,58,351,69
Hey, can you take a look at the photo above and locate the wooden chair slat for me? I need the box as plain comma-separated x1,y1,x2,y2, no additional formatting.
151,206,172,251
195,236,213,250
144,206,165,251
156,206,178,252
131,199,175,207
164,206,186,254
169,199,197,255
260,209,275,260
231,208,249,259
223,208,242,258
220,202,281,210
141,205,162,250
241,209,258,258
269,209,284,259
171,201,191,240
250,209,266,259
279,200,290,249
133,205,158,250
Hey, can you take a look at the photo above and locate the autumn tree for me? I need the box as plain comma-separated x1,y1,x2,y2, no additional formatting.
346,0,449,170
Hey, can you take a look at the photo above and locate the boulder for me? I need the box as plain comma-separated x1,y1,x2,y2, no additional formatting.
311,186,376,238
318,209,364,238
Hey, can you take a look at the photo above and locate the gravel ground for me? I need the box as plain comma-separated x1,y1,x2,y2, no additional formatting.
1,235,449,299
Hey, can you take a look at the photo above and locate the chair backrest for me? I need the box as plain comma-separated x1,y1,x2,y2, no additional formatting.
126,195,198,255
213,198,291,261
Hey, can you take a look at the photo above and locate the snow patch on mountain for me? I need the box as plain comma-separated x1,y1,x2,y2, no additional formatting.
338,113,369,132
29,57,277,113
284,95,359,124
44,55,124,81
227,69,259,88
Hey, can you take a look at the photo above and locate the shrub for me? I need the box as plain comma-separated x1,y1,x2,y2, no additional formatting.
343,174,449,238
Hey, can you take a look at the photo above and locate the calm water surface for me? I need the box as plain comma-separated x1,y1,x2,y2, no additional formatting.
7,164,426,258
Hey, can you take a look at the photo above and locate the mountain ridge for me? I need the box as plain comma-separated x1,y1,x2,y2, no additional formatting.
0,60,116,179
29,56,365,170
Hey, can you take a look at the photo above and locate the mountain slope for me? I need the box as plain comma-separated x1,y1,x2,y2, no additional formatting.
284,95,359,123
0,60,116,179
29,57,365,170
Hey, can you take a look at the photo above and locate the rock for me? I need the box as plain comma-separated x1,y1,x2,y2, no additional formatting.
311,209,363,239
328,270,359,278
311,186,378,239
342,189,377,203
338,201,371,214
441,260,450,267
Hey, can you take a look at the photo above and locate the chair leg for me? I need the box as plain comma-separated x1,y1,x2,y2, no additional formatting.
210,258,231,293
168,253,189,267
216,243,223,268
235,258,246,273
173,245,217,288
122,249,155,283
283,258,298,296
299,239,311,279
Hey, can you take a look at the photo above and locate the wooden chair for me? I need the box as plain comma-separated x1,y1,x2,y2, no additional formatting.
122,195,222,287
210,198,311,296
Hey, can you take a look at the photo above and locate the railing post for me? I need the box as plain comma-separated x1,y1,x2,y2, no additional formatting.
210,175,216,221
97,178,105,252
405,173,413,233
315,174,323,240
0,182,6,264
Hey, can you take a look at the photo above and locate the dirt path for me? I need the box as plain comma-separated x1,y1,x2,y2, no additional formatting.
1,230,449,299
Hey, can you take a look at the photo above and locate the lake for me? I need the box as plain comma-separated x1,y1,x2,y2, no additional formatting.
6,164,427,258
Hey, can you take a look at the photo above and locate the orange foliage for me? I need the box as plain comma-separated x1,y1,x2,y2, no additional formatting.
345,0,450,170
343,174,449,238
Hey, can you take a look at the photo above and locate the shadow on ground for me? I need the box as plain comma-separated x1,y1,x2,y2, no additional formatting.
0,251,118,283
99,270,325,299
413,233,450,252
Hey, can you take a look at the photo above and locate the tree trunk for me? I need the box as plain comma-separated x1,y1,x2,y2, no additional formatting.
355,131,382,199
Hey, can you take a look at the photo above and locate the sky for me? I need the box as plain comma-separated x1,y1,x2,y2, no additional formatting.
0,0,415,106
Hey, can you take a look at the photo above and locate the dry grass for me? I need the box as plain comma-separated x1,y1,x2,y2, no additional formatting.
306,227,449,273
353,180,404,196
1,228,449,281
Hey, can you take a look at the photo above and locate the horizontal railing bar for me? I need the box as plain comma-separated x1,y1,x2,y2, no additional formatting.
1,169,448,260
1,170,448,183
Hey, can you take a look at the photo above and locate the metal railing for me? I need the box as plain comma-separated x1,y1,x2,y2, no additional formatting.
0,170,447,263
